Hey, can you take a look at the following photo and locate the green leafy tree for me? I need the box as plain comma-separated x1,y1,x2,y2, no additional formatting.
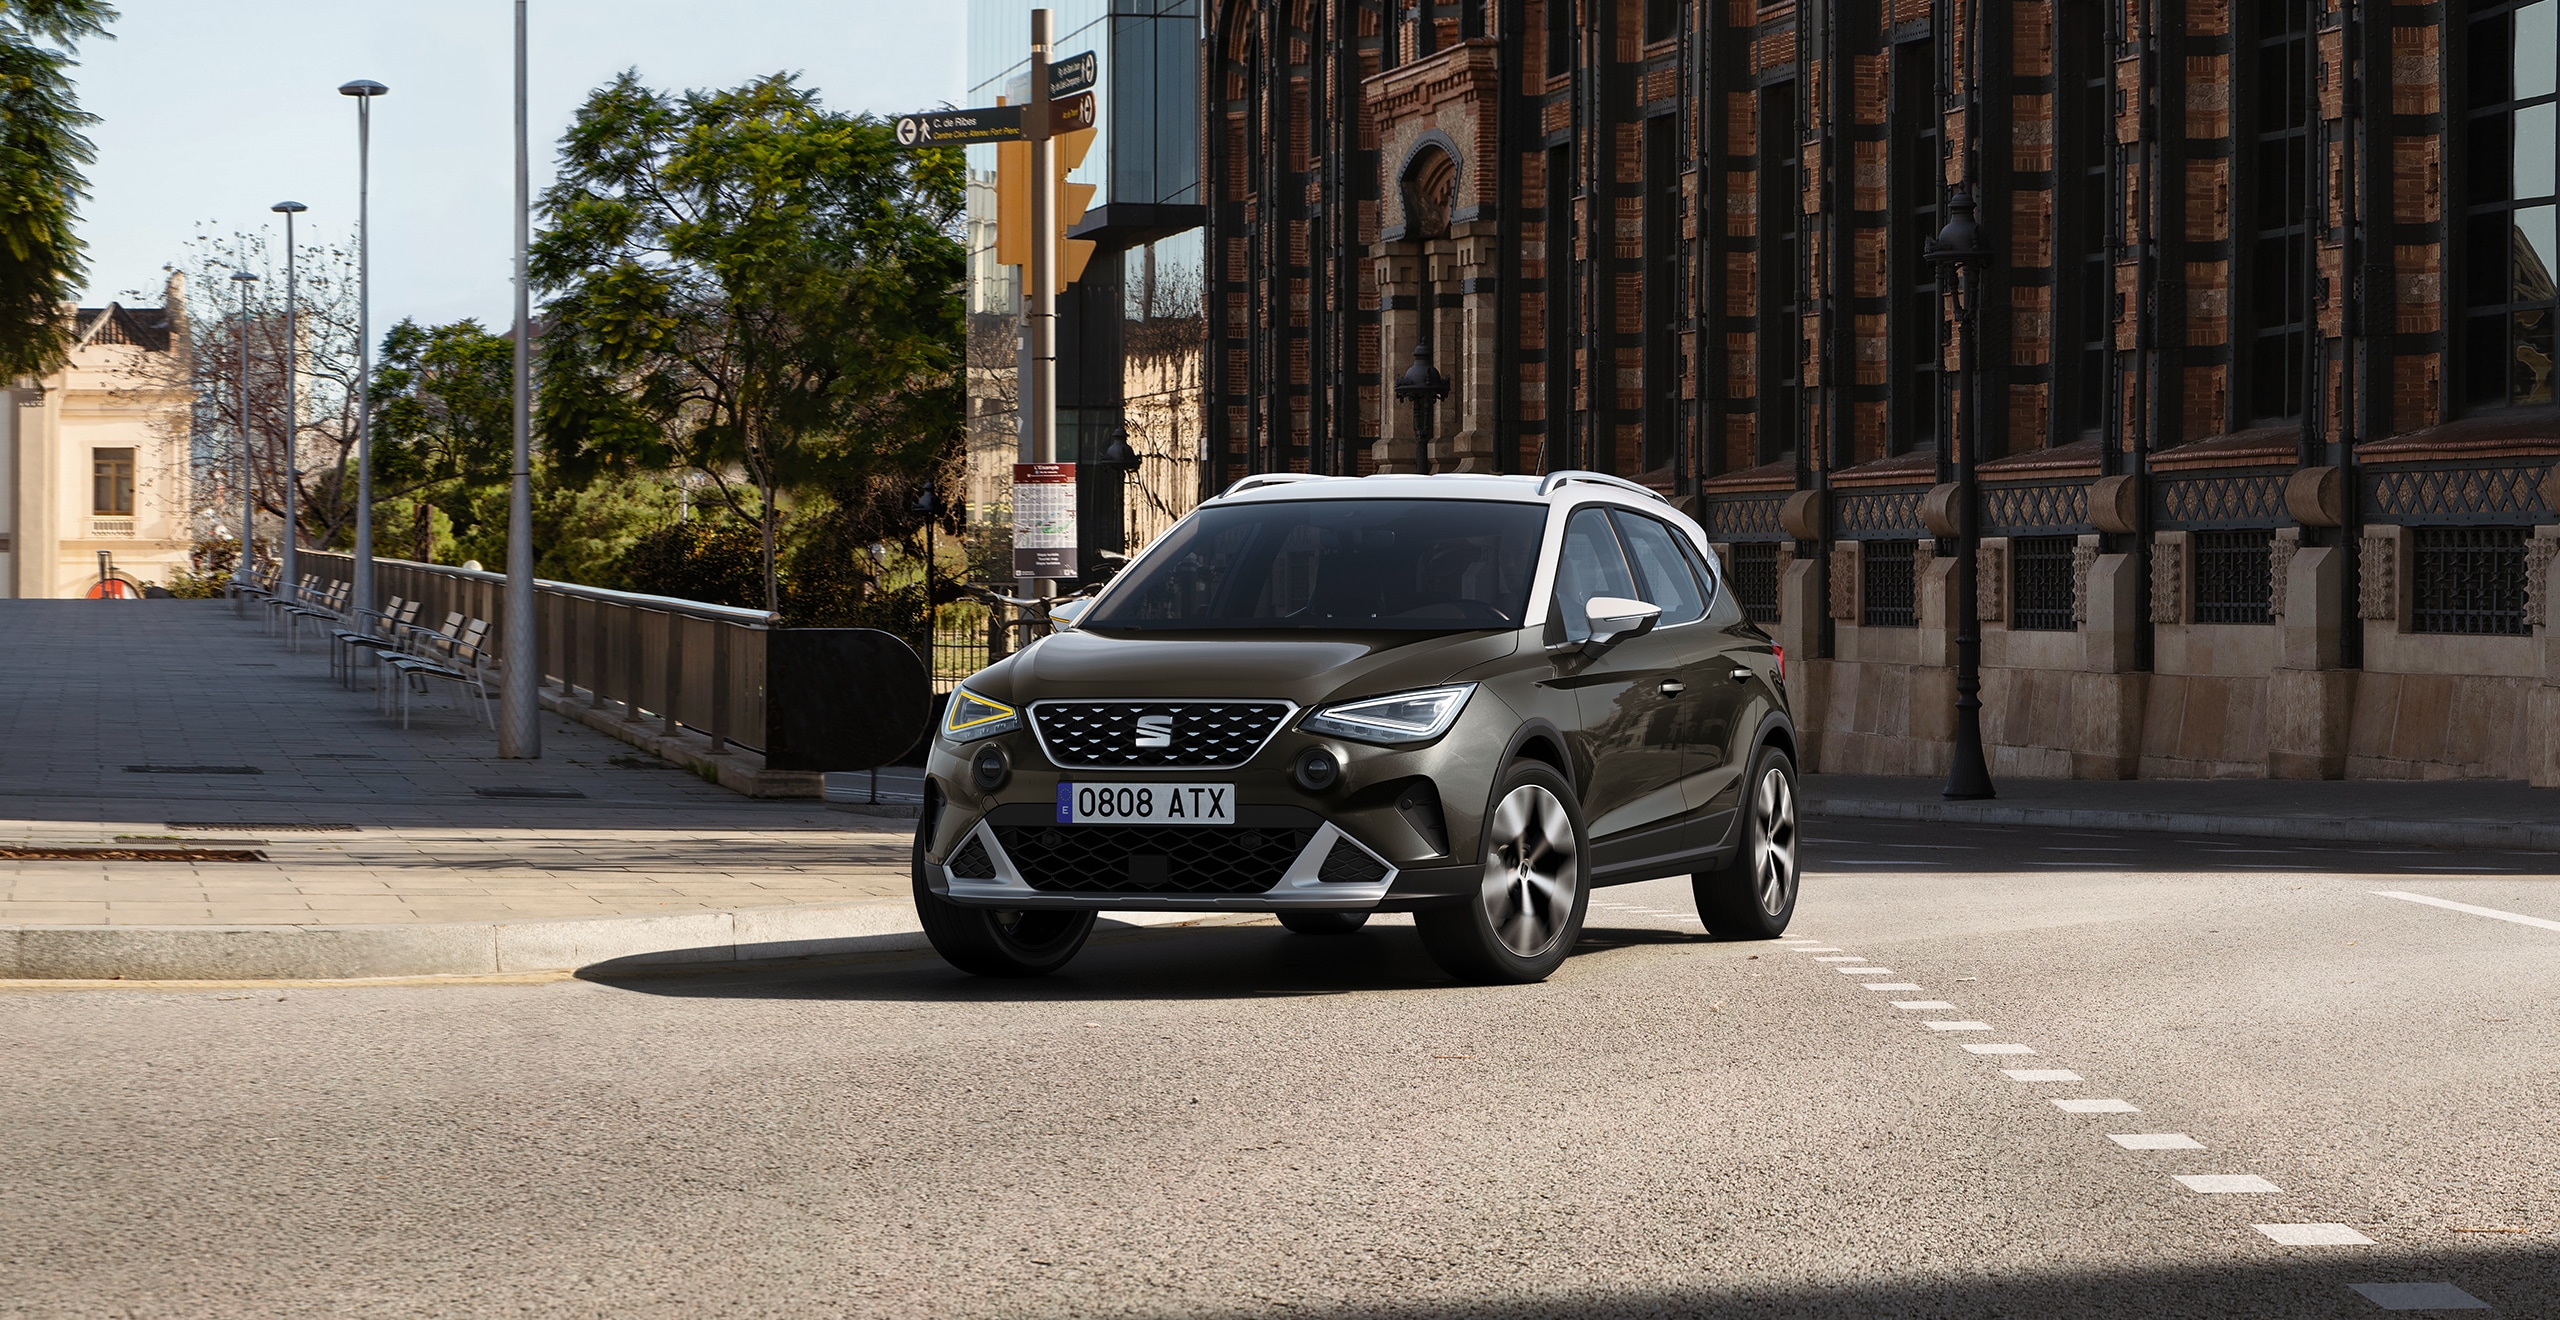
531,70,966,613
0,0,113,380
372,317,516,561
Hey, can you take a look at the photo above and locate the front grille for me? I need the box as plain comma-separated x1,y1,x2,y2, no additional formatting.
1316,838,1389,885
948,835,996,879
1031,701,1292,769
995,824,1314,894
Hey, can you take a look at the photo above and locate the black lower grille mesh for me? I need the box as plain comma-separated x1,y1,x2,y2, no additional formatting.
995,825,1313,894
1316,839,1389,885
948,836,996,879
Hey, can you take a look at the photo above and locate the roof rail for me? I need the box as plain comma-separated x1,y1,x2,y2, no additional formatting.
1534,470,1671,504
1217,473,1338,499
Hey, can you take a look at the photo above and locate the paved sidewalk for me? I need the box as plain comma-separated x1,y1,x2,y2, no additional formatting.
1808,772,2560,851
0,601,918,978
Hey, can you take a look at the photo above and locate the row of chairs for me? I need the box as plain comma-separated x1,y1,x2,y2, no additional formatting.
329,596,499,729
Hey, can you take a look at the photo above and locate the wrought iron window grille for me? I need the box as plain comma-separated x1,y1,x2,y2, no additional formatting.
2191,529,2278,624
2410,527,2532,635
2011,536,2081,631
1861,539,1920,628
1732,543,1781,623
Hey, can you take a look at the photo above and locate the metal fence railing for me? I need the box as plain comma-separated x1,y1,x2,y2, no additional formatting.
298,552,776,753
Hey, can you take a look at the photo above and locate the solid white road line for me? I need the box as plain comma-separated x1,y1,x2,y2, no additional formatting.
2347,1282,2487,1310
2176,1174,2281,1193
1891,1000,1956,1009
2108,1133,2205,1150
2003,1069,2081,1081
1963,1043,2036,1054
2373,889,2560,933
2052,1098,2140,1113
1863,982,1924,991
2255,1223,2374,1246
1924,1021,1992,1031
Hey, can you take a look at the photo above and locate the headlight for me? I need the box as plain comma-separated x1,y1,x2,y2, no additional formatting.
1301,684,1475,745
942,688,1020,743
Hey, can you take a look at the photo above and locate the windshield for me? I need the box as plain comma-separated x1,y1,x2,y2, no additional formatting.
1084,498,1549,632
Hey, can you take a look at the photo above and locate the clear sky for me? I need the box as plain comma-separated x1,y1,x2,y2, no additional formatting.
68,1,967,328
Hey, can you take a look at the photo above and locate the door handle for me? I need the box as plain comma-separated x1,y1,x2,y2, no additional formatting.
1658,680,1685,696
1729,667,1753,683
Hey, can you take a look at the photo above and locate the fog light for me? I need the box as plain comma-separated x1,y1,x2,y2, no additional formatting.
970,745,1009,791
1293,747,1341,792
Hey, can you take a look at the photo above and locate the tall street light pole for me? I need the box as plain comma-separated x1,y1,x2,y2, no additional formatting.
499,0,540,758
229,270,259,611
340,78,389,621
1926,188,1995,801
271,201,308,597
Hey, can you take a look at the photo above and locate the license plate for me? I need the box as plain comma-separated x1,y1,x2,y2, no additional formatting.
1056,782,1236,825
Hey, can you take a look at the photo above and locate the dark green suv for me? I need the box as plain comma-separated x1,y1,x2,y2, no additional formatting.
915,471,1800,983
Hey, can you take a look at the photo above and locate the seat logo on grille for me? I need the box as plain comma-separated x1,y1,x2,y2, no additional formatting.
1134,714,1175,749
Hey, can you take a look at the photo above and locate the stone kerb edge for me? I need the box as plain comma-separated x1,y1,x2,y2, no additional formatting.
1805,796,2560,852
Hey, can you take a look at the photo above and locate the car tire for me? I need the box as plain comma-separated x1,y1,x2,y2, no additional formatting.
1415,761,1590,984
1692,744,1800,939
1277,910,1370,935
912,819,1095,977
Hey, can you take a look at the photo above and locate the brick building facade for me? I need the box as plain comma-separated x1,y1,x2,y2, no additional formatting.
1202,0,2560,785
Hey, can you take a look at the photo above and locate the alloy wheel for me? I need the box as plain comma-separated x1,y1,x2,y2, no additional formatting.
1752,766,1799,916
1478,783,1579,958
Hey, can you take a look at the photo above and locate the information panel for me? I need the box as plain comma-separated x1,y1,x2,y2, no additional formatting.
1012,462,1078,579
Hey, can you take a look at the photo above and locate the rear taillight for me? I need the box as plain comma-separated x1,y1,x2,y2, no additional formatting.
1773,645,1786,682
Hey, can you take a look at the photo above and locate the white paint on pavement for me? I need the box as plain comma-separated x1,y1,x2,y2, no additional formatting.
1963,1043,2036,1054
2003,1069,2081,1081
2052,1098,2140,1113
2108,1133,2205,1150
2255,1223,2374,1245
1924,1021,1992,1031
1892,1000,1957,1009
2374,889,2560,933
1837,967,1895,975
2347,1282,2487,1310
1813,956,1867,962
1863,982,1924,991
2176,1174,2281,1193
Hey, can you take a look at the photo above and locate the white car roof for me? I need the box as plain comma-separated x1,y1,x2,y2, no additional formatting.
1210,471,1672,509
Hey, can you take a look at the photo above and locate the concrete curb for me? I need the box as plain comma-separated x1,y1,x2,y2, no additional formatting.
537,687,824,800
1808,796,2560,852
0,900,934,981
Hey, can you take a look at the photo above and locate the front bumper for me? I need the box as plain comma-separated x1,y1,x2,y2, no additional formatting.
932,809,1403,911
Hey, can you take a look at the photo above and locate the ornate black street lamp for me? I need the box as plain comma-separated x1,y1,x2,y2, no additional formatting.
1393,341,1448,475
1926,188,1997,801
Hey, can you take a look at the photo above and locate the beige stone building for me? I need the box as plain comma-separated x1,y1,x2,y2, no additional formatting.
1,276,195,598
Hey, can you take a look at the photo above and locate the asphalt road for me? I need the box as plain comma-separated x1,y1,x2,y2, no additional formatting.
4,819,2556,1318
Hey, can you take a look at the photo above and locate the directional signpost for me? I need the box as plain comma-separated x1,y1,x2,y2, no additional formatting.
893,21,1100,593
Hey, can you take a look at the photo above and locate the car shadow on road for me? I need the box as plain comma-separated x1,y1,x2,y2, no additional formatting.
581,920,1719,1003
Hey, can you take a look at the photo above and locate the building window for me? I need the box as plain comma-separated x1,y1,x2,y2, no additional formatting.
1731,542,1781,622
1861,539,1919,626
1547,0,1572,76
1760,81,1801,466
2191,529,2277,624
2064,7,2113,440
2245,0,2315,423
2011,536,2081,630
1893,39,1943,455
2462,0,2558,411
2411,527,2532,635
92,448,135,517
1647,0,1678,43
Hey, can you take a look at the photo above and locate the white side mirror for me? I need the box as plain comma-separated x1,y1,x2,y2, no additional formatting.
1047,597,1094,629
1583,595,1661,648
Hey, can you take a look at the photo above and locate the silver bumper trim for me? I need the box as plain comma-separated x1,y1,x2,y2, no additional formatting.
939,816,1398,910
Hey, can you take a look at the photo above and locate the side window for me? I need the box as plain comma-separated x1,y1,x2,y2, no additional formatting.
1553,508,1638,642
1610,511,1708,626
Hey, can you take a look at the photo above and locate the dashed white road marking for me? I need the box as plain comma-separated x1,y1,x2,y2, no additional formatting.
2052,1098,2140,1114
2003,1069,2081,1082
1962,1043,2036,1054
1837,967,1895,975
1891,1000,1957,1010
2108,1133,2205,1150
2176,1174,2281,1193
1863,982,1924,991
2347,1282,2487,1310
1924,1020,1992,1031
1812,956,1867,962
2374,889,2560,933
2255,1223,2374,1246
